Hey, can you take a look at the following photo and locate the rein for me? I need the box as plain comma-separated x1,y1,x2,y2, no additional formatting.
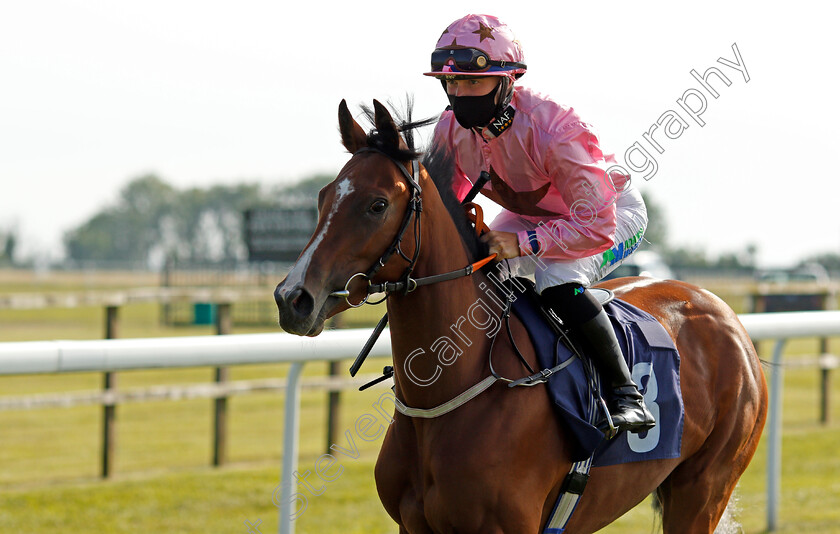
332,146,556,414
331,253,497,304
390,274,580,419
331,146,496,380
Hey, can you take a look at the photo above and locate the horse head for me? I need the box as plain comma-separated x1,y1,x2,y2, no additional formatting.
274,100,424,336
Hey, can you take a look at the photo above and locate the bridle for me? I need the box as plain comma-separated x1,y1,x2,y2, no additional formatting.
328,147,423,307
327,146,598,432
329,146,495,307
328,144,496,383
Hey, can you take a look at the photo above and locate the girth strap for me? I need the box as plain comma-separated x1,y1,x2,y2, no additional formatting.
544,457,593,533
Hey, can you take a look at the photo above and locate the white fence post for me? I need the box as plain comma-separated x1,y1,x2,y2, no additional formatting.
766,339,786,532
279,361,305,534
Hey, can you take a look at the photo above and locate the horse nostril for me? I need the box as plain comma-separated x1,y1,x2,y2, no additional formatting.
289,287,315,318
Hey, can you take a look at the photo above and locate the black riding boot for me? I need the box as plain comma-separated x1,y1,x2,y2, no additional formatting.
541,283,656,435
577,309,656,434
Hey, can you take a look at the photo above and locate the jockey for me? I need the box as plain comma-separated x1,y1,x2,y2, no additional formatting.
424,14,656,435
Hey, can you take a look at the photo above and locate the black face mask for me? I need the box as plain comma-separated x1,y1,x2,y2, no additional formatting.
447,87,499,129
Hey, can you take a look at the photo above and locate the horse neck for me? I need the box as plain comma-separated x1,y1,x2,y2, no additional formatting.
386,191,494,408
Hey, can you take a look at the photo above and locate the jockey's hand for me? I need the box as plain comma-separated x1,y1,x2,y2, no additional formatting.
480,231,520,260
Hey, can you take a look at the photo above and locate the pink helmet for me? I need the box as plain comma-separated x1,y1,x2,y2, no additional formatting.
423,14,526,80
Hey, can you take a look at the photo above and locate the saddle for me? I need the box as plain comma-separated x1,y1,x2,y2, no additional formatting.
506,277,684,466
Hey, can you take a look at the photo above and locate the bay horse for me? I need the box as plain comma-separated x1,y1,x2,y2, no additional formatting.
274,99,768,533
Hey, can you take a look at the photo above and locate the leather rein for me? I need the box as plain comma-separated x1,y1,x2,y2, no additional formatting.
328,147,606,533
328,147,582,419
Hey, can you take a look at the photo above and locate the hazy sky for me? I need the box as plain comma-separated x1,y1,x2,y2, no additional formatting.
1,1,837,267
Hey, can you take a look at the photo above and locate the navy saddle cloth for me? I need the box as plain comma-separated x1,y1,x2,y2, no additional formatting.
510,279,684,466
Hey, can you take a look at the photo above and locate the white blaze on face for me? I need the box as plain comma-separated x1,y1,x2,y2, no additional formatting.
281,177,355,293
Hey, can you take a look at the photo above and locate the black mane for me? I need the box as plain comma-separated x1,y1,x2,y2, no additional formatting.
421,145,488,262
358,98,488,261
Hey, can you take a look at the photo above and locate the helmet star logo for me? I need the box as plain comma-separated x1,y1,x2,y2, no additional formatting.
472,22,495,42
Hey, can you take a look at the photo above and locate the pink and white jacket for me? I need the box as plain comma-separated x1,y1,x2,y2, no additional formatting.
433,85,634,261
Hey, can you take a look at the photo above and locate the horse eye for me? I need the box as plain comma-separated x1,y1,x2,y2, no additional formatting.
369,199,388,214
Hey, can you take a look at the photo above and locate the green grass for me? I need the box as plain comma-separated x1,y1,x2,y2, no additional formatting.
2,366,839,533
0,378,395,533
1,270,839,532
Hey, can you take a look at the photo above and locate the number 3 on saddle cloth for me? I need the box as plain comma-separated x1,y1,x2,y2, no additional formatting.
510,279,684,465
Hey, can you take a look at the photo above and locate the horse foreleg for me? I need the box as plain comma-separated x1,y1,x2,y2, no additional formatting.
376,419,437,534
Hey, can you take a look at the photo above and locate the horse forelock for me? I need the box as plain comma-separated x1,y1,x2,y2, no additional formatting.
359,97,431,161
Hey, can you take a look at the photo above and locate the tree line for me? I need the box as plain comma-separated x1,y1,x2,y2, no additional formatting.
62,173,331,266
7,171,832,274
0,230,16,266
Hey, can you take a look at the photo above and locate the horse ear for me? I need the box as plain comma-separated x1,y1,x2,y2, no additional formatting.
372,99,407,152
338,99,367,153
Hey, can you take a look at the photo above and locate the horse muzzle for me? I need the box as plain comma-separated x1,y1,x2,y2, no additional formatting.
274,283,324,336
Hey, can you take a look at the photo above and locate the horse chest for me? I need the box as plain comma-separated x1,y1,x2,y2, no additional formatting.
379,416,556,533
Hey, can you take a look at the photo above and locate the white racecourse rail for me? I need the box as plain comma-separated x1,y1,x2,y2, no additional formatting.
1,311,839,533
